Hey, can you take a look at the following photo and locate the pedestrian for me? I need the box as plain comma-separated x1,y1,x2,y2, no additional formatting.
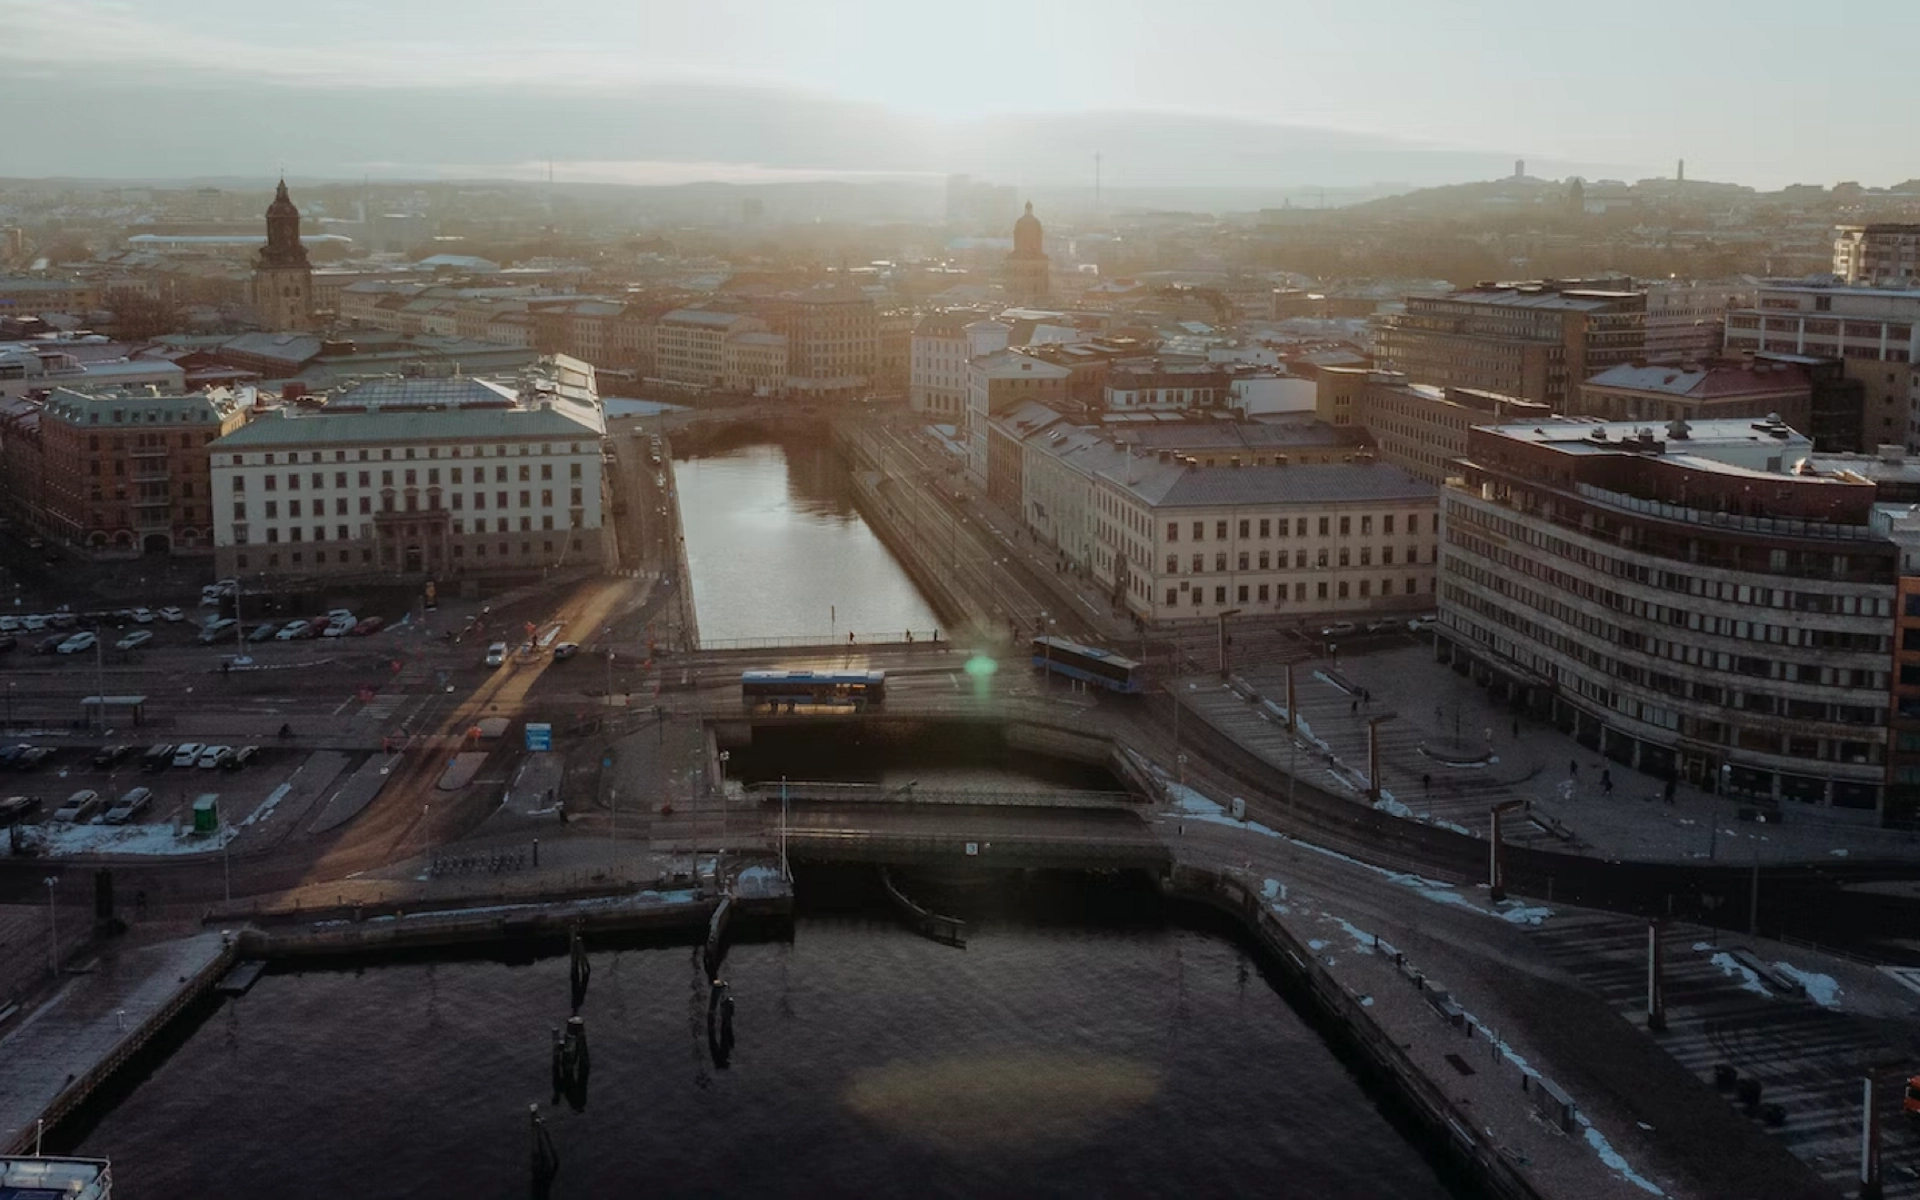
848,631,855,645
1569,759,1578,779
1663,777,1677,806
1600,768,1613,798
1350,698,1358,715
905,630,913,644
1422,772,1431,796
1363,688,1371,705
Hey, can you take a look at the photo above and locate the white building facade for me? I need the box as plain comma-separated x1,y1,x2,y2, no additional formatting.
210,374,609,579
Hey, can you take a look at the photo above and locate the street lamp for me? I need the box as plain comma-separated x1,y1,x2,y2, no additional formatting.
1216,608,1242,678
43,875,57,974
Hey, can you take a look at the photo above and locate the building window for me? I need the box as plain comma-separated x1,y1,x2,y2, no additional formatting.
1192,521,1204,541
1258,551,1270,569
1317,582,1328,600
1166,555,1178,573
1258,584,1270,601
1407,514,1421,534
1318,517,1329,536
266,528,279,543
338,525,349,540
1338,581,1349,599
1383,515,1395,535
1191,554,1204,573
1406,577,1417,595
1215,552,1227,572
1359,580,1371,598
1337,548,1349,567
1383,546,1394,565
1359,547,1370,566
264,500,278,519
233,502,246,520
1339,516,1350,536
264,475,277,492
1382,578,1394,596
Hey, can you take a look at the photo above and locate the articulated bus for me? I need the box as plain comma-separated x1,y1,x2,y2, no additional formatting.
1030,636,1144,694
741,669,887,711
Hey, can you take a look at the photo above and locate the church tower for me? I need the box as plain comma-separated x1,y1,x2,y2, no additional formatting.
252,178,313,331
1004,201,1050,305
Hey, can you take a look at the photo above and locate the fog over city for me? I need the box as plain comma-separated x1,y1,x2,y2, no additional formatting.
3,0,1917,188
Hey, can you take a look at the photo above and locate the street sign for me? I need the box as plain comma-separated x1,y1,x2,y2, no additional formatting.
526,723,553,752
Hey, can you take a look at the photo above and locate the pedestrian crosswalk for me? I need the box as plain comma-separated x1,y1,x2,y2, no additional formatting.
1528,911,1920,1197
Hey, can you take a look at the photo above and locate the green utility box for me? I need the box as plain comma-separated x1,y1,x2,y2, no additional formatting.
192,794,219,834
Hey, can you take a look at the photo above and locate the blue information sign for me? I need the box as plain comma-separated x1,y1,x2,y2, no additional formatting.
525,723,553,752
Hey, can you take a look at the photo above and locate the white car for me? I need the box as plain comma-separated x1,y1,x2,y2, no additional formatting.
485,642,508,668
115,630,154,652
276,619,313,641
197,745,231,769
103,786,153,825
56,631,96,655
171,742,204,768
22,615,47,632
158,606,185,623
129,608,155,624
52,789,101,824
321,616,355,638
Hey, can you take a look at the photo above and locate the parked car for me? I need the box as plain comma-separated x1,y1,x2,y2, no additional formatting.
552,642,579,661
350,615,385,636
115,630,154,652
1318,621,1357,640
128,608,155,624
47,611,76,629
198,618,239,645
56,631,97,655
52,789,102,824
1406,614,1438,634
0,617,18,633
171,742,204,768
321,616,355,638
197,745,232,769
103,786,153,825
93,744,137,768
1364,618,1403,635
12,746,55,770
158,606,185,623
485,642,509,668
22,615,48,632
276,619,315,641
0,794,41,822
222,745,260,771
33,633,66,655
140,744,176,771
248,623,280,643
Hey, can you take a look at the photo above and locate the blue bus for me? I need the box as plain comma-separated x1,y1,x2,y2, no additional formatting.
1031,637,1144,693
741,669,887,711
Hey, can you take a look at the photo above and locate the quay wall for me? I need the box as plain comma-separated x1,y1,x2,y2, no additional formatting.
1163,865,1547,1200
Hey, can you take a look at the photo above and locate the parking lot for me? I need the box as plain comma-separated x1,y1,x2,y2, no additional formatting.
0,742,338,855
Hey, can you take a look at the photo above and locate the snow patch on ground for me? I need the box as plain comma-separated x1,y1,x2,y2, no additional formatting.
1773,963,1842,1008
1372,796,1415,819
1578,1116,1665,1196
1262,878,1284,901
1323,915,1376,951
1499,905,1553,926
39,821,236,857
243,782,293,827
1165,781,1284,838
1693,945,1771,997
1308,939,1328,951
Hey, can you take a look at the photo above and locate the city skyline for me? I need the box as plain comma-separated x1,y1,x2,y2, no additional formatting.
4,0,1919,189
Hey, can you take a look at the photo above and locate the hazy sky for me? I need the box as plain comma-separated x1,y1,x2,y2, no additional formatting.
3,0,1916,188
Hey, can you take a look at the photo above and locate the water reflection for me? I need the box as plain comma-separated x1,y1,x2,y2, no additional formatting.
674,441,940,643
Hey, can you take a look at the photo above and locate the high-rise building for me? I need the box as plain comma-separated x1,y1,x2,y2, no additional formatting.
251,179,313,331
1375,281,1646,407
1833,224,1920,287
1005,203,1051,306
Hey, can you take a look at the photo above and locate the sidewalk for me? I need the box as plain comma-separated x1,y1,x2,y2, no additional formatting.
1219,643,1920,864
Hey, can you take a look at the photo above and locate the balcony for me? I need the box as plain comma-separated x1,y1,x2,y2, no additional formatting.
131,467,170,483
128,444,169,459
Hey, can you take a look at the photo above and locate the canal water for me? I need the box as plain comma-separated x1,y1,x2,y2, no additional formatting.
673,439,939,644
67,879,1466,1198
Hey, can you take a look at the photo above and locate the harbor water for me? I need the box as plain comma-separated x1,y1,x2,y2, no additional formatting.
673,440,939,644
65,881,1467,1198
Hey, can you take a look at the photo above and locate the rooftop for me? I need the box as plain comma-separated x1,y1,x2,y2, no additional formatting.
1583,359,1810,399
1113,460,1436,509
